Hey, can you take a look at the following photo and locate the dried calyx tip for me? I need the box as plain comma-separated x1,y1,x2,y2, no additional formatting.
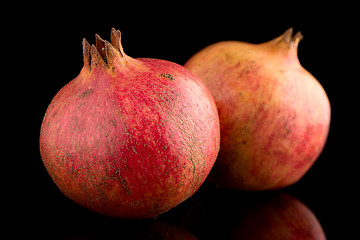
82,28,126,71
293,31,303,46
282,27,293,44
110,27,123,55
82,38,91,70
279,27,303,48
95,34,107,62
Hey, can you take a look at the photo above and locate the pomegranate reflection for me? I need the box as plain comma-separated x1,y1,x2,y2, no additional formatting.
181,190,326,240
230,193,326,239
61,220,197,240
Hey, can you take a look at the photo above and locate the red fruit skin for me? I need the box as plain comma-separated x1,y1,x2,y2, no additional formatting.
184,29,331,190
39,30,220,218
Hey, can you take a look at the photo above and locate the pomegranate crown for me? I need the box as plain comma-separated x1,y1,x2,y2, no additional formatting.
82,28,129,71
272,27,303,49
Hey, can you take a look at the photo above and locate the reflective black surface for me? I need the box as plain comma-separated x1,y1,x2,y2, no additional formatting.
20,176,353,239
12,3,356,239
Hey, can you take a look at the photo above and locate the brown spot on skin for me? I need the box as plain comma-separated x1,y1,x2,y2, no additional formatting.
78,89,93,98
159,73,175,81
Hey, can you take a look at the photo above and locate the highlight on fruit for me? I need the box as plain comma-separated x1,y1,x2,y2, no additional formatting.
40,28,220,218
185,28,331,191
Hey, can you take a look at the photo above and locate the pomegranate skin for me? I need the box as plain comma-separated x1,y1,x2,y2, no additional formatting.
184,28,330,190
40,29,220,218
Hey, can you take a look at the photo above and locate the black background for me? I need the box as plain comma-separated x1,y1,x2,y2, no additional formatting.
8,2,357,239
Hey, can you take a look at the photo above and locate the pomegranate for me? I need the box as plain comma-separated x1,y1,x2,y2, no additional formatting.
184,28,330,190
39,28,220,218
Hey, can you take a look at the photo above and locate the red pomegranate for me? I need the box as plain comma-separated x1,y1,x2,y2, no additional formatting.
39,28,220,218
184,28,330,190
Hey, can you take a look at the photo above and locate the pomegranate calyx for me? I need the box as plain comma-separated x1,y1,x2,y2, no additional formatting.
272,27,303,50
291,31,303,48
82,38,91,71
110,28,125,57
82,28,129,72
280,27,294,45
